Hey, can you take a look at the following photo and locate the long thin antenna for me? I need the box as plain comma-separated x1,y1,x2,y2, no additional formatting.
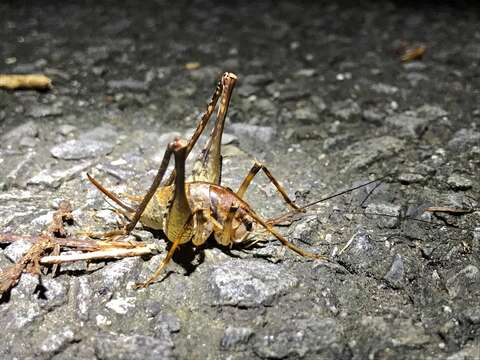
268,173,394,225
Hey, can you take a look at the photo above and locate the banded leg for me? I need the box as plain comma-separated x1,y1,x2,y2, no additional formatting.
164,72,230,186
192,72,237,185
237,161,302,211
217,204,238,247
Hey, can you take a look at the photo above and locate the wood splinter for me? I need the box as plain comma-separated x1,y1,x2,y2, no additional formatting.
40,244,158,264
0,74,52,90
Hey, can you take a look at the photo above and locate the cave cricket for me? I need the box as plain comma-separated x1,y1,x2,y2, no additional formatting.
0,72,399,292
83,72,333,288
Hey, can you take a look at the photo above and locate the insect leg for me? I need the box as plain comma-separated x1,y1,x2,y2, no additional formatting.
136,210,199,288
164,73,226,186
216,204,238,247
164,139,194,243
124,140,175,233
192,72,237,185
236,161,302,211
87,173,136,213
244,207,327,260
134,227,184,288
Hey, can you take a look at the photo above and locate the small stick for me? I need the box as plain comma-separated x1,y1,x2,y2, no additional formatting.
0,233,143,251
424,207,474,215
0,74,52,90
40,244,158,264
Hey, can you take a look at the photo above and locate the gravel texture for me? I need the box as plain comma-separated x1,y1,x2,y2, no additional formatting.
0,1,479,359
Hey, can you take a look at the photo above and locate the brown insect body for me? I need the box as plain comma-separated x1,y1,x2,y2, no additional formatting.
141,181,254,246
88,72,326,287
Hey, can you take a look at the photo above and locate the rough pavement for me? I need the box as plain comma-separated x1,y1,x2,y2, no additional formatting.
0,1,479,359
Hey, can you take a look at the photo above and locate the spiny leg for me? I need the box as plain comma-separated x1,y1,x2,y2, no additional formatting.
244,206,326,260
192,72,237,185
164,73,227,186
237,161,302,211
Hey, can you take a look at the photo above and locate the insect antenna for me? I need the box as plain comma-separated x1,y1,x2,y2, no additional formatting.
267,173,395,226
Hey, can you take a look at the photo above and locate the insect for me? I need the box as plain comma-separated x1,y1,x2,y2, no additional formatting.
87,72,334,288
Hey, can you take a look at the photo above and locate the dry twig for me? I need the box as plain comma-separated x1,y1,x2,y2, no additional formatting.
0,74,52,90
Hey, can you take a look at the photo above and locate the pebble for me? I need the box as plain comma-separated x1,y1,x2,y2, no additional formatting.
343,136,405,170
221,133,239,145
74,277,92,320
337,229,380,274
448,129,480,151
362,109,384,124
26,104,63,118
253,317,338,359
94,333,174,360
255,98,277,114
294,102,319,122
405,72,430,86
371,83,398,95
243,73,273,86
38,277,69,310
50,139,114,160
446,343,480,360
447,173,473,191
416,104,448,119
398,172,426,184
220,326,254,350
445,265,479,299
330,99,361,121
105,297,136,315
209,259,299,307
237,84,259,97
463,307,480,324
3,239,33,262
1,120,39,142
107,78,149,92
311,95,327,112
99,257,142,290
18,136,37,148
365,203,401,228
385,113,429,138
266,82,310,101
383,254,405,289
28,161,93,188
230,123,275,143
402,61,427,71
385,105,446,138
40,327,76,355
294,68,317,77
79,124,118,142
155,313,181,334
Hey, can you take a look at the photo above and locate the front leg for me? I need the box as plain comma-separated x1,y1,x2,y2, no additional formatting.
164,139,194,243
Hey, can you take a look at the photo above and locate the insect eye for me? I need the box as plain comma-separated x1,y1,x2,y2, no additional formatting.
244,219,253,232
